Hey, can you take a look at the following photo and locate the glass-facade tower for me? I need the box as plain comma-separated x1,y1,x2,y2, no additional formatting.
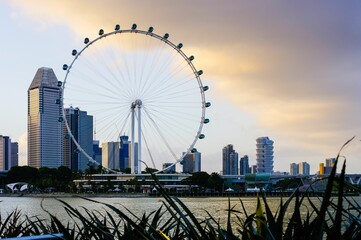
28,67,63,168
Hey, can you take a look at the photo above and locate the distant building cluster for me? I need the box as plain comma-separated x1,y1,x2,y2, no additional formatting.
222,136,274,175
0,135,18,170
289,162,310,175
26,67,202,173
319,158,336,175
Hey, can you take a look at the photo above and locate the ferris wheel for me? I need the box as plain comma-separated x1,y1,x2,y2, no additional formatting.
60,24,210,174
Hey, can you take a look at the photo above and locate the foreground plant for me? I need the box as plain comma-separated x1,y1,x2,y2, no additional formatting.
0,137,360,239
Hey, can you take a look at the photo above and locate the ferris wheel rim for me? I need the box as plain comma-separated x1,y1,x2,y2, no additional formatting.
60,24,208,174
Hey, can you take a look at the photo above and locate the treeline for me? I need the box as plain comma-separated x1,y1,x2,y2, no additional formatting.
1,166,77,192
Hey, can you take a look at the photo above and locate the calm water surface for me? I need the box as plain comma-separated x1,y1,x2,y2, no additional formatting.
0,195,359,226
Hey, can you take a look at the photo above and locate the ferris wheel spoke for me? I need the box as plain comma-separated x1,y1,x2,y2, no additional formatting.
142,108,179,161
62,26,208,173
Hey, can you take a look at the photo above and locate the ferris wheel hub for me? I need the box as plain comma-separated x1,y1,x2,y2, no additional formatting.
131,99,143,109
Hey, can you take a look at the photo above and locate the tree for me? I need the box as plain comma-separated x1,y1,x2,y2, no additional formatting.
208,172,224,192
182,172,210,189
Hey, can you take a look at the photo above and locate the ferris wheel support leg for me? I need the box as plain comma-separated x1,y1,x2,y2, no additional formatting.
131,108,135,174
138,105,142,174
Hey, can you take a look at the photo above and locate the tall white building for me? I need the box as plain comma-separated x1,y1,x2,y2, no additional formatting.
28,67,63,168
256,137,274,173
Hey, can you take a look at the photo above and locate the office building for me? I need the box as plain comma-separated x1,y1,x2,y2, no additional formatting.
0,136,11,170
28,67,63,168
11,142,18,168
119,135,130,170
290,163,298,175
92,140,102,166
239,155,250,175
102,142,120,170
63,107,93,171
222,144,238,175
256,137,274,173
182,152,201,173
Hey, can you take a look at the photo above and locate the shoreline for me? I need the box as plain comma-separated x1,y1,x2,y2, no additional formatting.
1,191,357,198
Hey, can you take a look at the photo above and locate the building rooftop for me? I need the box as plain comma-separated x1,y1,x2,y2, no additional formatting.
28,67,59,91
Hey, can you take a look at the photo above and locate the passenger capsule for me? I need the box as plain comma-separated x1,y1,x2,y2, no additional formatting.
203,118,210,124
180,160,184,165
131,24,137,30
62,64,68,71
84,38,89,44
99,29,104,35
188,56,194,61
57,81,62,87
202,86,209,92
205,102,211,108
115,24,120,31
197,70,203,76
55,99,60,104
199,134,205,139
177,43,183,49
72,50,77,56
163,33,169,39
148,26,154,32
64,133,70,139
58,117,63,122
191,148,197,153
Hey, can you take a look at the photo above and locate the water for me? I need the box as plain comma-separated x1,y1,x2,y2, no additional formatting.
0,195,359,228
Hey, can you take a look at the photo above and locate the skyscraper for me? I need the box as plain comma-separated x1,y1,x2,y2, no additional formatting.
290,163,298,175
222,144,238,175
10,142,18,168
28,67,63,168
182,152,201,173
102,142,120,170
298,162,310,175
92,140,102,166
256,137,274,173
63,107,93,171
239,155,250,175
0,135,11,170
119,135,130,170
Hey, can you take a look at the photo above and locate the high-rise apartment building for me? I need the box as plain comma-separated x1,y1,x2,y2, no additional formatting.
290,163,298,175
256,137,274,173
28,67,63,168
63,107,93,171
222,144,238,175
298,162,310,175
239,155,250,175
182,152,201,173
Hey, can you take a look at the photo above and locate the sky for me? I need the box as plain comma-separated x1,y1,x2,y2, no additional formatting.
1,0,361,174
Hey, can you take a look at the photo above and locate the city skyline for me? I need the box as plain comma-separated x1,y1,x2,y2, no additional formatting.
1,1,361,174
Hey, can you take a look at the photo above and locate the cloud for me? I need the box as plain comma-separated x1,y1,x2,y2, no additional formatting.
8,0,361,172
